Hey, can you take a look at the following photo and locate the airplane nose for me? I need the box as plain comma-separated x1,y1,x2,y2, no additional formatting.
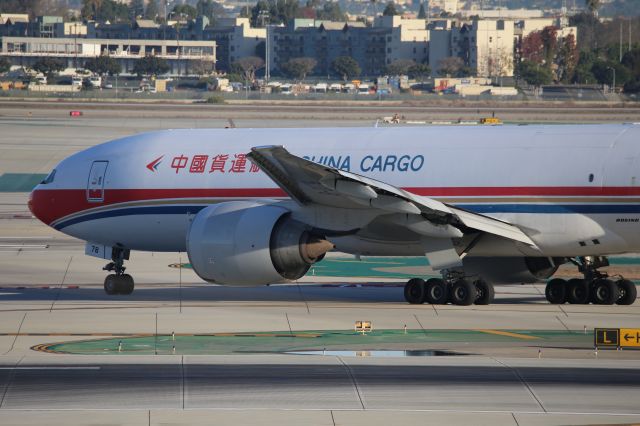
29,188,50,225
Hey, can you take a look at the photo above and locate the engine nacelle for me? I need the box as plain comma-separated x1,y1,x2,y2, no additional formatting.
462,257,562,284
186,201,333,285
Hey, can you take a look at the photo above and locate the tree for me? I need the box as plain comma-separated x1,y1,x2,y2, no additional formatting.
82,0,129,22
84,55,121,76
145,0,159,21
247,0,300,26
0,0,42,17
585,0,600,15
437,56,464,76
591,59,632,87
233,56,264,82
521,31,545,65
280,57,317,81
407,63,430,80
133,55,170,77
316,2,345,21
556,33,578,83
129,0,144,19
172,4,197,20
517,60,553,87
331,56,361,81
197,0,225,22
382,1,398,16
191,59,215,76
572,51,597,84
622,47,640,76
31,58,66,80
417,3,426,19
386,59,415,75
0,58,10,75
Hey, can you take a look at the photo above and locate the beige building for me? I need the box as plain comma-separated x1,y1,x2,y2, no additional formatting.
468,19,515,78
374,16,430,66
214,18,266,65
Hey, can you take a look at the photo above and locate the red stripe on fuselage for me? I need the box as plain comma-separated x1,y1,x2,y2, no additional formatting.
29,188,287,225
30,186,640,226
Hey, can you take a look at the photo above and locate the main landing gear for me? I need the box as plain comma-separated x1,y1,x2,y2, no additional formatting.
404,271,495,306
545,256,637,305
102,247,134,295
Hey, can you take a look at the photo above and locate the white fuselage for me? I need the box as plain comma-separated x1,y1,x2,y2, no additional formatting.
29,124,640,258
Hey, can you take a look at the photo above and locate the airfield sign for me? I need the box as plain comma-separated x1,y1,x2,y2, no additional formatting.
594,328,619,348
620,329,640,348
594,328,640,349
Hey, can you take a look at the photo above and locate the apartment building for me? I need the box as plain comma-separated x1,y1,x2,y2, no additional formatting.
268,16,429,77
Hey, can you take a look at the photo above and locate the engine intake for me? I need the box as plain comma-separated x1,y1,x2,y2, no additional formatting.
186,201,333,285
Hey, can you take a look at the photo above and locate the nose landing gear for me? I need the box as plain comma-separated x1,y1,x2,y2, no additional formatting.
544,256,637,305
102,247,134,295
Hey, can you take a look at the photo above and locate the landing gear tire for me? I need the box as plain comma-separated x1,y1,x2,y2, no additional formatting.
103,274,135,295
545,278,566,304
473,279,495,305
567,278,589,304
404,278,426,304
616,279,637,305
425,278,448,305
592,279,618,305
104,274,119,295
450,279,475,306
120,274,135,295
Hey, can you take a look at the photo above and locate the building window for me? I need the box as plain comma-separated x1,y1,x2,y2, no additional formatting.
489,36,493,43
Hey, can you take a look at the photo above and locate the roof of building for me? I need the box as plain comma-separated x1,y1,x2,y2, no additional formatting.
319,22,347,31
135,19,159,29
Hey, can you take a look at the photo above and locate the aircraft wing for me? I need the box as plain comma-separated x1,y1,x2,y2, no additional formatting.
247,145,536,247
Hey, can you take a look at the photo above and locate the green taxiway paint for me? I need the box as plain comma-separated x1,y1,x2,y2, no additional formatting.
177,256,640,280
174,257,434,279
0,173,47,192
40,329,592,355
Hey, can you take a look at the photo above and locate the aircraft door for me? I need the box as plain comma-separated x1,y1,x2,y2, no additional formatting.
87,161,109,202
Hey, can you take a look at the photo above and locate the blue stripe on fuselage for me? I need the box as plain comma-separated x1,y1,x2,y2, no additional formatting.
53,203,640,230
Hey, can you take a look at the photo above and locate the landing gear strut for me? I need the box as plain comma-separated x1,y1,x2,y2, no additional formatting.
544,256,637,305
102,247,134,295
403,270,495,306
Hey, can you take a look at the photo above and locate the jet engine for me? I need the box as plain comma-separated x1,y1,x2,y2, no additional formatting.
186,201,334,285
462,256,562,284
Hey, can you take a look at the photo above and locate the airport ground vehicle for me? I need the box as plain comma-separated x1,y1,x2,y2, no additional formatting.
29,125,640,305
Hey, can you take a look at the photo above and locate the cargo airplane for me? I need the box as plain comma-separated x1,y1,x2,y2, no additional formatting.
29,124,640,306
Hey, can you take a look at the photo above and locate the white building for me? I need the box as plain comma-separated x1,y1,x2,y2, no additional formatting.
430,19,514,78
0,36,216,75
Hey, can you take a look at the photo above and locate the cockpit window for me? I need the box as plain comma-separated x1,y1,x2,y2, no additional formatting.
41,169,56,184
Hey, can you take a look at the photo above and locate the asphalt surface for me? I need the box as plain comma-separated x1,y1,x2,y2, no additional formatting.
0,356,639,413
